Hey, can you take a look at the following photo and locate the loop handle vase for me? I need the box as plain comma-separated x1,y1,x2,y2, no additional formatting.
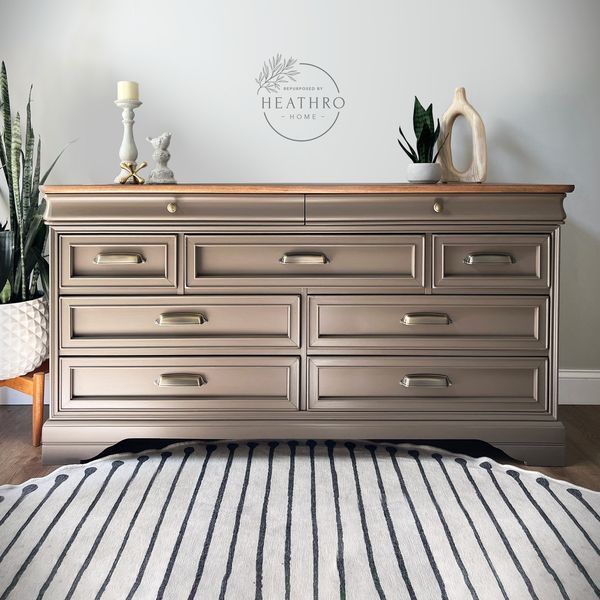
437,87,487,183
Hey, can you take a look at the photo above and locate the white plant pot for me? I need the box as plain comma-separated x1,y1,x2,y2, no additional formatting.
0,296,49,379
406,162,442,184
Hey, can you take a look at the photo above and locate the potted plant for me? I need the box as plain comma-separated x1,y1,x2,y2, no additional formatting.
398,97,447,183
0,62,66,379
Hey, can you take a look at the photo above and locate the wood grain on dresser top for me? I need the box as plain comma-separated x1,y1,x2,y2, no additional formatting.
42,183,573,466
42,183,575,194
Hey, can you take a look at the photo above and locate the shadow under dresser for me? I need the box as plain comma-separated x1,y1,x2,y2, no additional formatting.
42,183,573,465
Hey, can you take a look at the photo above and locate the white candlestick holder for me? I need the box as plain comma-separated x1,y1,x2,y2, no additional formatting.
114,99,143,183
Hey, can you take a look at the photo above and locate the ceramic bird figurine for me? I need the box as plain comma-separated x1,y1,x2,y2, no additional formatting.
146,132,176,184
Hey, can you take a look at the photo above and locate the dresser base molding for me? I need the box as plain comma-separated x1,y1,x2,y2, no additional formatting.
41,419,566,466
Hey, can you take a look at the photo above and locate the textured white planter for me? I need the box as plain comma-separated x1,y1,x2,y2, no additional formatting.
406,162,442,184
0,296,49,379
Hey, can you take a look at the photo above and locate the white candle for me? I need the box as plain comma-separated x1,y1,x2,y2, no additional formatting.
117,81,139,101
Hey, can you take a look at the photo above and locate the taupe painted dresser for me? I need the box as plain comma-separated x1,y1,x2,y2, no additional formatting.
42,183,573,465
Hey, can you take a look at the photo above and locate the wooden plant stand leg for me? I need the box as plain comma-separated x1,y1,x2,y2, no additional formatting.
0,359,49,447
32,371,46,447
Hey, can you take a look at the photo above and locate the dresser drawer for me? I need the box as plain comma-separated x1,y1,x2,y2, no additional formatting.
308,357,547,414
59,357,299,414
60,234,177,292
308,295,548,351
60,295,300,350
433,234,550,292
185,234,424,290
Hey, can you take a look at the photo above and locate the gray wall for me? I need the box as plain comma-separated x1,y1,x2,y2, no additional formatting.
1,0,599,369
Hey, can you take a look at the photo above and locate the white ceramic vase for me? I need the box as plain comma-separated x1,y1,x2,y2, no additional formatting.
0,296,49,379
406,162,442,184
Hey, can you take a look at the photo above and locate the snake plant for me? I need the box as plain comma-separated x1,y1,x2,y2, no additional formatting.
0,61,68,304
398,96,447,163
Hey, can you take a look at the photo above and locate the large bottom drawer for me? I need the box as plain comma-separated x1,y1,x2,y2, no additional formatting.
308,356,548,414
60,357,299,414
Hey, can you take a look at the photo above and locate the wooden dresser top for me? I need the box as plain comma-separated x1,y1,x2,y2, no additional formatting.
42,183,574,195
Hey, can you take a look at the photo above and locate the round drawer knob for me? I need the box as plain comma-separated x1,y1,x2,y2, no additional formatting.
167,202,177,214
433,199,443,213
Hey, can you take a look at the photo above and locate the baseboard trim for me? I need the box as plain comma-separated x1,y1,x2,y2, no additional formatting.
559,369,600,405
1,370,598,405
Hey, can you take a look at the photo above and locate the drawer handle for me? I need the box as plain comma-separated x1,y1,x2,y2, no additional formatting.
93,252,146,265
401,313,451,326
155,312,208,326
279,252,329,265
155,373,207,387
400,374,452,388
463,252,515,265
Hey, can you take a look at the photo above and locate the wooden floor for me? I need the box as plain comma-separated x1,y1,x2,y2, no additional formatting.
1,405,599,490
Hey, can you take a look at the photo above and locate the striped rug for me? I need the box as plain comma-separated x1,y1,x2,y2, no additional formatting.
0,442,599,600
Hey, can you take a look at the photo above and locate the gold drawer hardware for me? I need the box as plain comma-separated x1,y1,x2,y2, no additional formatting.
433,199,443,213
155,312,208,326
167,202,177,213
464,252,515,265
279,252,329,265
400,374,452,388
93,252,146,265
155,373,207,387
401,313,451,326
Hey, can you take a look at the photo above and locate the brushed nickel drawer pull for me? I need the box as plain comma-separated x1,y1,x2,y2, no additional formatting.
401,313,451,326
155,373,207,387
400,374,452,388
464,252,515,265
155,312,208,326
279,252,329,265
93,252,146,265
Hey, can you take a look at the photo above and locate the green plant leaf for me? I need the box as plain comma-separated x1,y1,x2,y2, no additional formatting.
432,127,449,163
11,112,27,300
397,125,418,162
413,97,433,142
0,279,11,303
0,229,14,299
28,244,49,298
1,62,15,232
40,139,74,185
416,121,435,162
23,86,35,222
31,138,41,207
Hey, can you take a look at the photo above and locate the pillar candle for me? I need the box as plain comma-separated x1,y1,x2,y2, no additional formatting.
117,81,139,101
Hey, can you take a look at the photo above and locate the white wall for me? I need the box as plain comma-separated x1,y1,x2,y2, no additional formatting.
0,0,599,371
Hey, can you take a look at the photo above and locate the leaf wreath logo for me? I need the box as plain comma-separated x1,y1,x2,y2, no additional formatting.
256,54,300,94
256,54,345,142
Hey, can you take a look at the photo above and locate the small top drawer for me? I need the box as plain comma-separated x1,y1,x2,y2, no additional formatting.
433,234,550,293
186,234,424,290
60,234,177,293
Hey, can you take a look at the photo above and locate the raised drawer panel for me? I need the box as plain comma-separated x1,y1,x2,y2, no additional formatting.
60,234,177,292
186,234,424,290
46,194,304,223
308,295,548,351
60,357,299,413
60,295,300,350
433,234,550,292
305,194,567,223
308,357,547,414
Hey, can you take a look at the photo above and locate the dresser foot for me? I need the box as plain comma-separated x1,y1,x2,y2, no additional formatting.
493,443,566,467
